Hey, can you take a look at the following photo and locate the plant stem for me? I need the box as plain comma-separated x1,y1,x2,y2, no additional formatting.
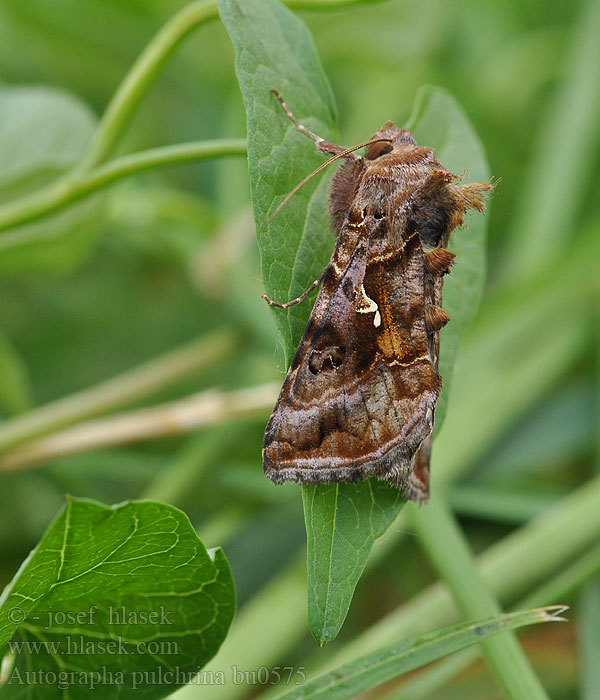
86,139,246,186
580,579,600,699
388,544,600,700
82,0,370,168
0,140,246,233
77,1,219,171
0,331,235,454
0,383,279,472
0,0,383,235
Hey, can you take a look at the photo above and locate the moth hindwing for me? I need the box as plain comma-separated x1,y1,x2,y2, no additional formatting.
262,92,492,502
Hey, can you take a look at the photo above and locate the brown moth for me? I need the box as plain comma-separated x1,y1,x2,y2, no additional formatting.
262,91,492,502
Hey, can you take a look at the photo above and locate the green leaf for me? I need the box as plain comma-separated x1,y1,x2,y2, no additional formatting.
0,86,103,273
0,497,235,699
303,481,403,644
219,0,337,365
303,473,401,647
302,478,405,646
301,474,398,646
274,607,565,700
222,0,492,646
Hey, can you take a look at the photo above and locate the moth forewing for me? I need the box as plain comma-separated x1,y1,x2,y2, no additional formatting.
263,96,492,502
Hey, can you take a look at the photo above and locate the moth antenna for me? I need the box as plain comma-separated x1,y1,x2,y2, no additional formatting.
267,138,392,225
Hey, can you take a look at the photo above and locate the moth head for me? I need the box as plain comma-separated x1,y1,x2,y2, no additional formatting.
366,123,417,159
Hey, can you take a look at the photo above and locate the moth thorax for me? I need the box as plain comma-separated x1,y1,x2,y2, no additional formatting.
366,140,393,160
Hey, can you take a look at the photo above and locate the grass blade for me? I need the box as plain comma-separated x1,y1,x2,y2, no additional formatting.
274,607,565,700
579,571,600,698
411,496,552,699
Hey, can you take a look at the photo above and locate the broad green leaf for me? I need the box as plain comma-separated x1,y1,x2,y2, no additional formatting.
0,497,235,699
219,0,337,365
274,607,565,700
0,86,103,273
303,481,403,644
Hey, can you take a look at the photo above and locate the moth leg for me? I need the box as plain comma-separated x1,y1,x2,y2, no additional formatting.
262,270,325,309
272,89,348,157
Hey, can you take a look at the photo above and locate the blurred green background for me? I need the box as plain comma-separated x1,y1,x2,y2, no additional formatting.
0,1,598,698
